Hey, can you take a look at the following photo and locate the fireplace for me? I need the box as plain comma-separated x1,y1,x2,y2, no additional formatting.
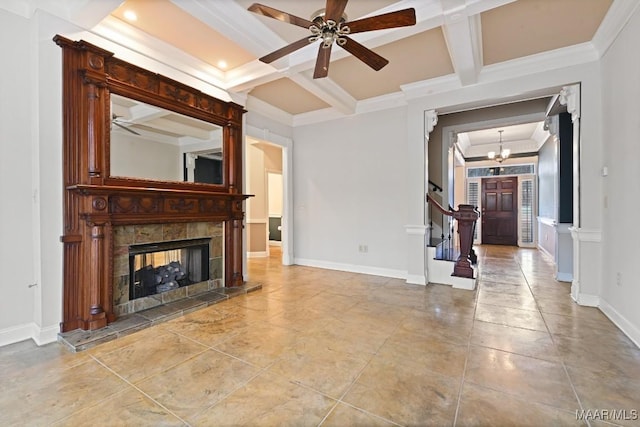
112,221,224,316
129,238,211,300
56,37,249,332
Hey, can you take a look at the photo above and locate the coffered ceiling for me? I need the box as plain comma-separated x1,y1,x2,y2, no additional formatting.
3,0,626,128
99,0,618,125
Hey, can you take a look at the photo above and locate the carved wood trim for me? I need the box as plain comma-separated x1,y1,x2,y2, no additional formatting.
54,35,249,332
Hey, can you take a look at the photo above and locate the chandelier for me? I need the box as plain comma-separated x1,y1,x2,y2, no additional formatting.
488,130,510,163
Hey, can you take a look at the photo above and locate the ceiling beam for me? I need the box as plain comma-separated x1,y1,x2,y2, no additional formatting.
439,0,482,86
171,0,286,57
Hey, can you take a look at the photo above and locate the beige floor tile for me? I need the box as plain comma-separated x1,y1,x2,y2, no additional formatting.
478,271,528,285
342,355,460,426
479,280,532,295
399,314,473,347
543,311,626,339
3,245,640,426
212,323,298,367
301,291,360,313
478,288,538,311
0,340,90,381
160,307,252,347
456,382,584,426
475,302,547,331
470,320,559,361
553,333,640,377
529,282,572,298
136,349,260,419
377,329,468,379
95,330,208,383
297,317,393,355
190,371,336,426
321,402,397,426
0,359,127,425
465,346,579,411
52,388,186,426
566,365,640,427
266,336,372,398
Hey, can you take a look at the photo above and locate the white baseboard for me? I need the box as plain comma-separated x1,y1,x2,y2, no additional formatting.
406,274,427,286
247,251,268,258
0,323,33,347
537,244,554,260
574,292,600,307
33,324,60,346
451,274,477,291
556,272,573,282
599,298,640,348
268,241,282,247
0,322,59,348
293,257,406,279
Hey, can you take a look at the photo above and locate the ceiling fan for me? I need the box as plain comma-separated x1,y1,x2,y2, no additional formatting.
112,114,140,135
248,1,416,78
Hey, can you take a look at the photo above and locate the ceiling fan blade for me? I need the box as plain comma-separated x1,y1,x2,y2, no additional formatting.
345,8,416,34
340,36,388,71
113,121,140,135
248,3,313,29
259,37,313,64
324,0,349,23
313,44,332,79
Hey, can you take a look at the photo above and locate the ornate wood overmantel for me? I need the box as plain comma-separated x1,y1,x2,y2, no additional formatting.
54,36,249,332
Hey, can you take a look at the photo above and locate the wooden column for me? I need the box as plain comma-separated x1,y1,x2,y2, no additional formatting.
452,204,479,279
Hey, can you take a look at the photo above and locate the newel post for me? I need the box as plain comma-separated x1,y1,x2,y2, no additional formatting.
452,204,479,278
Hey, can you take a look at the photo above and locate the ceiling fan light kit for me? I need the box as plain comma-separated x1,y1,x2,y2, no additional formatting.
248,1,416,78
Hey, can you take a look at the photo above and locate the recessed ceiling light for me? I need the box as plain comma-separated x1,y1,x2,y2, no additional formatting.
217,60,228,70
123,10,138,21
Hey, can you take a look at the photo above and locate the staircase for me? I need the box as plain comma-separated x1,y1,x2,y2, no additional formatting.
426,192,479,290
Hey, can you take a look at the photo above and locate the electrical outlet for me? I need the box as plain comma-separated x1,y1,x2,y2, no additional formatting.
358,245,368,253
616,272,622,287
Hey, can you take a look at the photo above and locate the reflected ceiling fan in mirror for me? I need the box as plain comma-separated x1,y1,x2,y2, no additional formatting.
111,114,140,135
248,0,416,78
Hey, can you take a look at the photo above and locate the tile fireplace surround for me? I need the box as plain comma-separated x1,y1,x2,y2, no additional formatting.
112,221,224,317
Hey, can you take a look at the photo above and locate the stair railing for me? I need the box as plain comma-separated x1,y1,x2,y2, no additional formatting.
427,180,443,247
426,194,480,279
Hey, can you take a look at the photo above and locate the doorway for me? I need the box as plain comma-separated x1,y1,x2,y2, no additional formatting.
267,171,283,247
481,176,518,245
244,127,293,267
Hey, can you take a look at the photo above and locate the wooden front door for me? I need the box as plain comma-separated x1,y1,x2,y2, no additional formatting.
482,176,518,245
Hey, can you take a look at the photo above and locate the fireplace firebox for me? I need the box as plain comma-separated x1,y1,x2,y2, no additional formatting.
129,238,211,300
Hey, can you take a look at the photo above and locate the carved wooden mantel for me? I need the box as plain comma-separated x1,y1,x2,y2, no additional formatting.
54,36,249,332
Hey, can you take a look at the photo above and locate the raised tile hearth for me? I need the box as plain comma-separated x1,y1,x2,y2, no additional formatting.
58,282,261,352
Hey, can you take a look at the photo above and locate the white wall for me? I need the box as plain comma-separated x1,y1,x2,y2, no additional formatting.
0,9,35,337
600,4,640,345
293,107,409,277
0,9,73,345
111,134,182,182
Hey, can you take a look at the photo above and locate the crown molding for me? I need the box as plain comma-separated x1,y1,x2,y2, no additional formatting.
170,0,284,57
592,0,640,57
401,74,462,100
0,0,31,18
89,16,231,100
480,42,599,84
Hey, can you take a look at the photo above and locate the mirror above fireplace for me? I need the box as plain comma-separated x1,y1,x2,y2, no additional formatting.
110,94,224,184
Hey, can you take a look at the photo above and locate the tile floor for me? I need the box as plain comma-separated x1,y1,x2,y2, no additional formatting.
2,245,640,426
